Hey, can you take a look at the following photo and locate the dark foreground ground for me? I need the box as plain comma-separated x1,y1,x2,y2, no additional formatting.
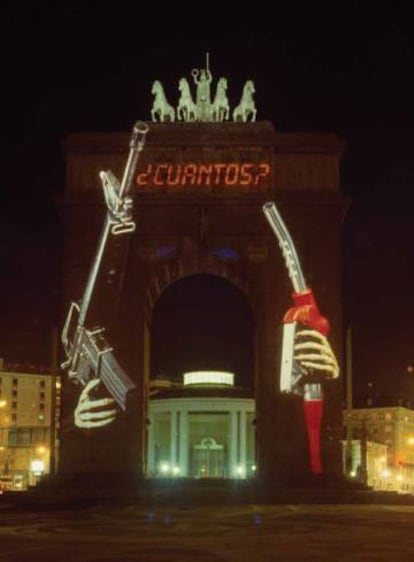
2,484,414,561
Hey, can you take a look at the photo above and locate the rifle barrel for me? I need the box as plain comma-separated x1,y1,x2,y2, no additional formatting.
77,122,149,327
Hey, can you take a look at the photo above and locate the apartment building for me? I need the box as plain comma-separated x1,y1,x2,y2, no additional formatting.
0,359,60,490
343,406,414,493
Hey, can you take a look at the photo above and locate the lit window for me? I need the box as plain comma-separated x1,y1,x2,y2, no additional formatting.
183,371,234,386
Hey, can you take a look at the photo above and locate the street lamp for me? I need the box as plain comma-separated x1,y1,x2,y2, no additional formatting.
0,401,10,477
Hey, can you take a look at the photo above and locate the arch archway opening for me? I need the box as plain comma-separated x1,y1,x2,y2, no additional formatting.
147,273,256,479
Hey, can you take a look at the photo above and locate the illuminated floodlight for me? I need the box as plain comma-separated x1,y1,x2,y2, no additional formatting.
160,462,170,474
158,462,180,476
30,460,45,475
381,469,391,478
350,470,357,478
183,371,234,386
235,465,246,477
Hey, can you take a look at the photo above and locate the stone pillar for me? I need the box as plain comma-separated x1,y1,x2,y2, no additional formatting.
178,410,188,476
147,413,155,476
229,409,238,477
239,409,247,478
170,410,178,470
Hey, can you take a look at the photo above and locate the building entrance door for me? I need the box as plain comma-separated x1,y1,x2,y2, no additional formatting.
191,437,226,478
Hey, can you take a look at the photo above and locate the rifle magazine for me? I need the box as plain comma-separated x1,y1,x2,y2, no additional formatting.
99,351,137,412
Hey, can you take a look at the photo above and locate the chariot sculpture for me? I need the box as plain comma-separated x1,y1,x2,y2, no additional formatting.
151,54,256,123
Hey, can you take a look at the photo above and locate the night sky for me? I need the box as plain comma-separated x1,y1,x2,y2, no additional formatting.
0,2,413,400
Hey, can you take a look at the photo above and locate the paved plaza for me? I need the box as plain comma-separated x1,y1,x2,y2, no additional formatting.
2,489,414,561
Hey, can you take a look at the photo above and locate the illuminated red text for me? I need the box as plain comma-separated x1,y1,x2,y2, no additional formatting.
136,162,271,188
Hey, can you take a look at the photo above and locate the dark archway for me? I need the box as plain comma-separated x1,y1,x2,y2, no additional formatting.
150,274,254,389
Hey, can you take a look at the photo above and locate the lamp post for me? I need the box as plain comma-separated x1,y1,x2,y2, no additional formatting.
0,400,9,475
359,417,368,485
344,326,354,477
49,326,58,476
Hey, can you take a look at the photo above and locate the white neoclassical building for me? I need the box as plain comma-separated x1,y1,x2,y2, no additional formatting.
147,371,255,479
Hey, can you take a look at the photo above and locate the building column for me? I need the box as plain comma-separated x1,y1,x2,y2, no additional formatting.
229,409,238,478
170,410,178,470
178,410,188,476
240,409,247,478
146,414,154,476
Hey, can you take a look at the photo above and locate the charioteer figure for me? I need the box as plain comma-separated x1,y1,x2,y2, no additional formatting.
192,55,213,121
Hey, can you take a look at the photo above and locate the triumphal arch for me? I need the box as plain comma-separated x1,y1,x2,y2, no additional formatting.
58,64,346,487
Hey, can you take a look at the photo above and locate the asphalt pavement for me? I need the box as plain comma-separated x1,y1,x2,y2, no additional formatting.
1,490,414,561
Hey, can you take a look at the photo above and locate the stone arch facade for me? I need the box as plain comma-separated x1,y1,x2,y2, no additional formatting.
59,121,346,486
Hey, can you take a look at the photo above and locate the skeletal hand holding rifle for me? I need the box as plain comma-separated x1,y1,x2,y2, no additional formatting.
61,122,149,429
262,201,339,474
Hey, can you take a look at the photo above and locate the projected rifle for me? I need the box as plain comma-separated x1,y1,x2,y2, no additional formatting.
61,122,149,411
263,201,331,474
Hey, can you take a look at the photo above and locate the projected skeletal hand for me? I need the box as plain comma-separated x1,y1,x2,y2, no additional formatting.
74,379,117,429
294,329,339,379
